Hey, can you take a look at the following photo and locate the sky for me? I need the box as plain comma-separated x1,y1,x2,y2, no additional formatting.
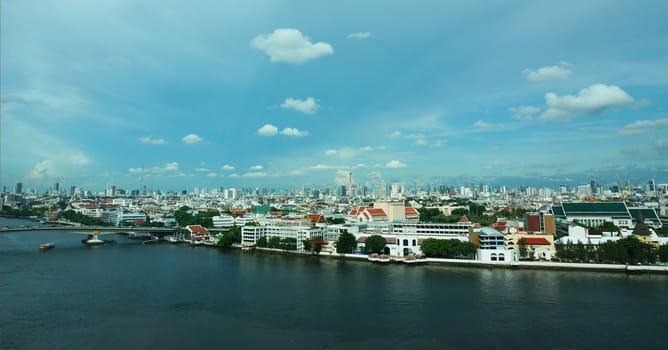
2,0,668,193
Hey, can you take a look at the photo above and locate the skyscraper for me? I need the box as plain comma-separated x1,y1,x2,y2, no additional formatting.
14,182,23,195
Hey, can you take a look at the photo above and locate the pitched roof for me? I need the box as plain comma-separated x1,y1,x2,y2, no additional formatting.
186,225,209,234
560,202,631,219
523,237,551,245
366,208,387,217
405,207,419,215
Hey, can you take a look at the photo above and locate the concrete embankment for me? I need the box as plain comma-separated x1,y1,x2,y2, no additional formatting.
246,247,668,275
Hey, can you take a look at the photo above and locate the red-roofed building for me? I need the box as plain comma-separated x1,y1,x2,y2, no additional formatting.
186,225,211,241
356,207,388,223
507,233,555,261
404,207,420,223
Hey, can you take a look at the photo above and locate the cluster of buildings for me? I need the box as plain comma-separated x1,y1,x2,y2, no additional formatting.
2,179,667,262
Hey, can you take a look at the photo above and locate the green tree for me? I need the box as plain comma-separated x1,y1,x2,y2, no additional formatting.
336,232,357,254
257,236,268,248
518,238,528,260
268,236,281,249
658,244,668,262
279,237,297,251
364,235,386,254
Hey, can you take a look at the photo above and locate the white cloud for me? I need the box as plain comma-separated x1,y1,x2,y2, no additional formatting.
523,63,572,82
249,165,264,170
207,172,218,177
242,172,267,177
539,84,635,121
250,28,333,64
325,149,337,156
509,105,540,121
415,138,428,146
280,127,310,137
28,160,52,180
386,160,407,168
359,146,373,152
195,167,210,172
309,164,337,170
221,164,235,171
129,162,180,175
347,32,371,39
389,131,401,138
138,136,166,145
257,124,278,136
618,118,668,136
281,97,320,114
473,120,494,129
181,134,202,144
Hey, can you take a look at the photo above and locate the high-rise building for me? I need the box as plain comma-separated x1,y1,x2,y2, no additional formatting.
14,182,23,195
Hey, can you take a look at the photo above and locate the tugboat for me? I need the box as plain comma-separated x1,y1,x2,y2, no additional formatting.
39,242,56,251
82,230,105,246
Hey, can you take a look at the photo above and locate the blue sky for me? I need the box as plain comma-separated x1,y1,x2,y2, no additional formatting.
2,0,667,193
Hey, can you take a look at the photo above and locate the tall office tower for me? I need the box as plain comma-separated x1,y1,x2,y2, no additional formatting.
14,182,23,195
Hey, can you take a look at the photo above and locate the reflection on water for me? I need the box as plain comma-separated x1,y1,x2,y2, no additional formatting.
1,222,667,349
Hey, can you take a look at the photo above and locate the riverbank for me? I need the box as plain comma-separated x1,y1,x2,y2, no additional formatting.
249,247,668,275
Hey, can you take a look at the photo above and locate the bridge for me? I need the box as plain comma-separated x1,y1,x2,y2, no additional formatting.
0,226,176,235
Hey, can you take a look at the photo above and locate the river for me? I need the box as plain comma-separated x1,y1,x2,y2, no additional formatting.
1,218,667,349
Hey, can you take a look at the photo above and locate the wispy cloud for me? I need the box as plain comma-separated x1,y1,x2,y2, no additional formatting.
251,28,333,64
347,32,371,39
138,136,166,145
509,106,540,121
619,118,668,136
221,164,235,171
249,165,264,170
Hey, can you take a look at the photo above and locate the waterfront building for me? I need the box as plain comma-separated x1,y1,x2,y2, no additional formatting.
241,223,325,250
506,233,556,260
470,227,512,262
186,225,211,241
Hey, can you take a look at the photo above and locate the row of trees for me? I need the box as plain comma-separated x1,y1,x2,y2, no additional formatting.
216,226,242,247
556,236,668,264
60,209,106,226
417,201,528,227
173,206,218,227
1,205,46,218
420,238,477,258
256,236,298,251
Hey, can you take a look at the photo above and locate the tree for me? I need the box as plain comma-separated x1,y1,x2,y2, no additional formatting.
658,244,668,263
279,237,297,251
518,238,528,261
336,232,357,254
364,235,386,254
268,236,281,249
257,236,268,248
304,237,326,254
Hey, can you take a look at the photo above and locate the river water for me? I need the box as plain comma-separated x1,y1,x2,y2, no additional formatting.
1,218,667,349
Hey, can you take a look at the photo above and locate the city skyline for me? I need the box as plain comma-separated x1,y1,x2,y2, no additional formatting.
2,1,668,191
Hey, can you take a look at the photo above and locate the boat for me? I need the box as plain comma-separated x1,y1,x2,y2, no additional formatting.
82,233,105,246
39,242,55,251
401,255,427,264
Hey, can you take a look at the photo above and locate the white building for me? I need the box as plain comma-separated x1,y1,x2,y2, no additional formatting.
242,224,326,250
212,214,235,228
